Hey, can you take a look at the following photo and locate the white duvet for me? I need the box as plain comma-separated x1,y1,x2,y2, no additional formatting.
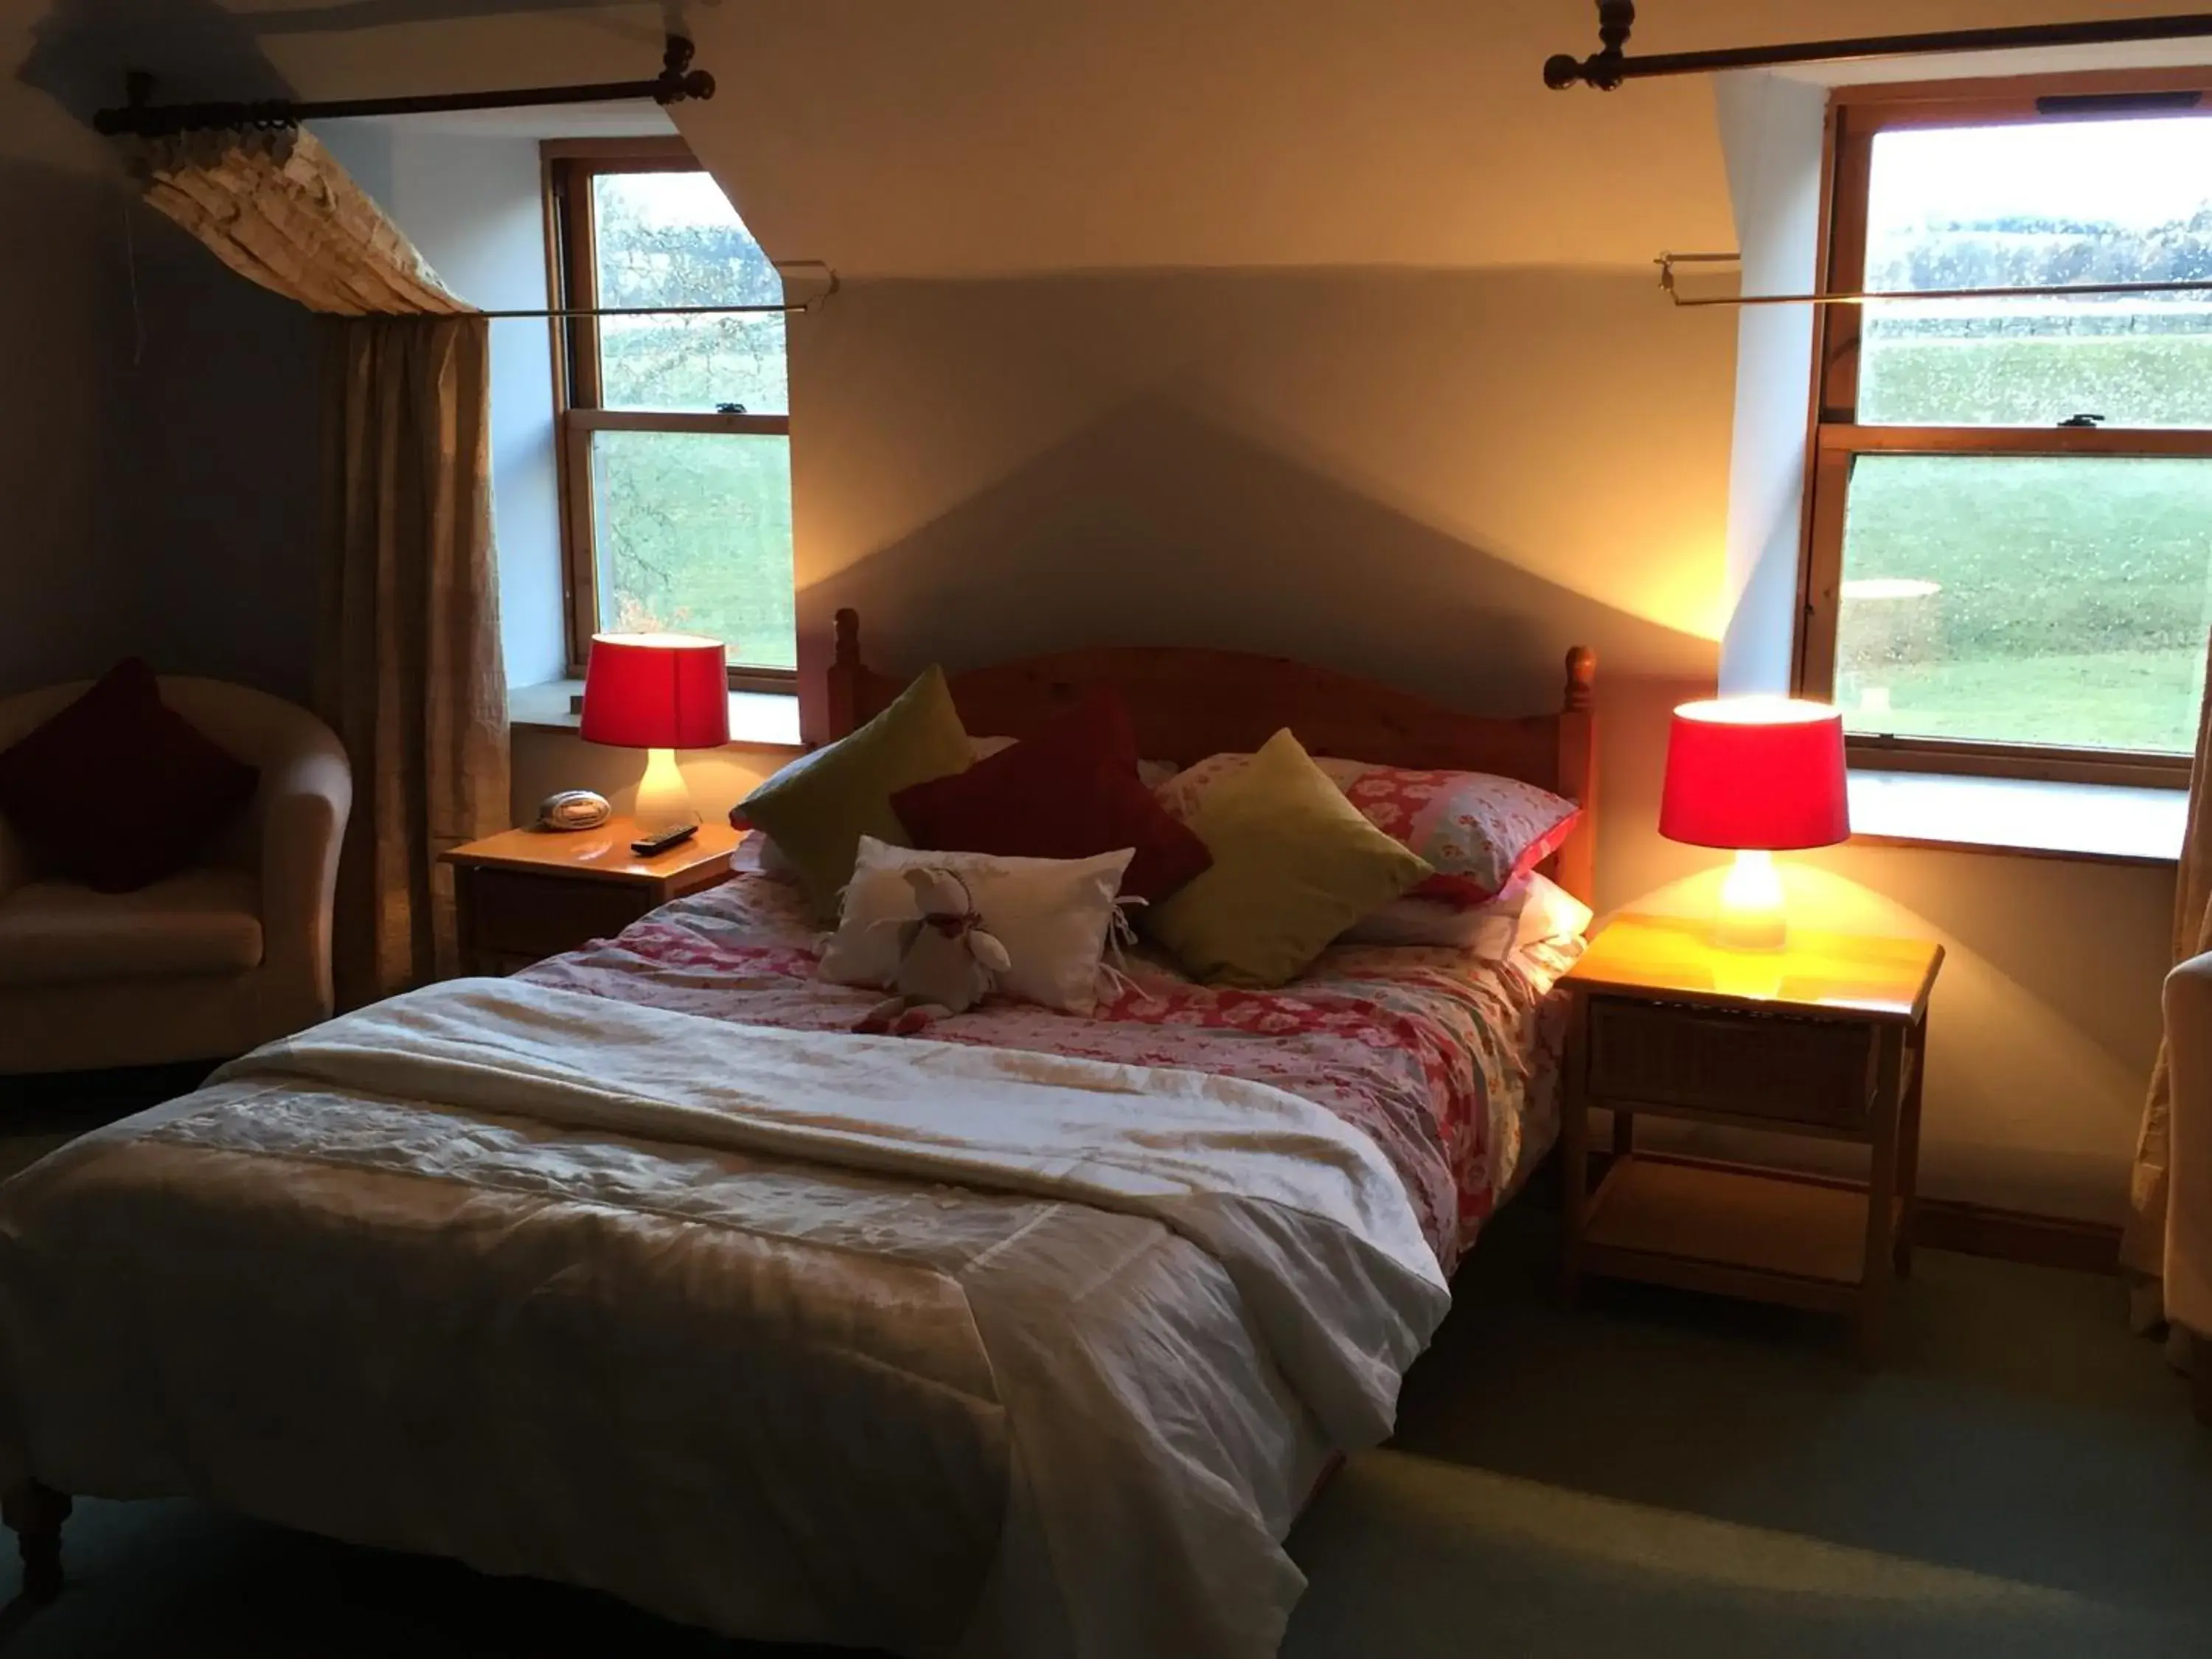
0,978,1450,1658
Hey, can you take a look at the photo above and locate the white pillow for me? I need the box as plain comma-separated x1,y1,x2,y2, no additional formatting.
1340,872,1593,959
820,836,1135,1015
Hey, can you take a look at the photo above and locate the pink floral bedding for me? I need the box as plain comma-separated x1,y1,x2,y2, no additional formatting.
521,850,1580,1269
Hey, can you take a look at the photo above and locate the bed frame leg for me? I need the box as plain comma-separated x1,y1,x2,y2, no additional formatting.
2,1481,71,1604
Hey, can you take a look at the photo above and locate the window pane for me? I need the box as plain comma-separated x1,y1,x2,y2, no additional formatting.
1860,118,2212,428
1836,454,2212,752
592,172,787,414
591,430,795,670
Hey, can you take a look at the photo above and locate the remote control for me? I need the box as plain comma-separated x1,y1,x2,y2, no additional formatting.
630,824,699,857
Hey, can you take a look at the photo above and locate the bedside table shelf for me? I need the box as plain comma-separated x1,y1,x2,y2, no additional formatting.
1559,914,1944,1364
1584,1155,1908,1312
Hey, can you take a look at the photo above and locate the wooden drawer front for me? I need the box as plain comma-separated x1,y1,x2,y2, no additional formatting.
459,869,650,964
1585,998,1875,1130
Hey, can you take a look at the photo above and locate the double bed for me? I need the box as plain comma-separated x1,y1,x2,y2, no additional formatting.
0,614,1598,1658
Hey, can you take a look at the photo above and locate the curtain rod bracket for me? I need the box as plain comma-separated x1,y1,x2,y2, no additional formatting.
653,34,715,107
1545,0,1635,90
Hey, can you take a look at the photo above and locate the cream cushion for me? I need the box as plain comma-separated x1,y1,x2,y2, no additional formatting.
0,870,264,987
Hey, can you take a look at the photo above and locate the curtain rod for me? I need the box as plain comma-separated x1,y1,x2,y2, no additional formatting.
94,32,714,138
474,292,834,321
1658,251,2212,308
1546,3,2212,90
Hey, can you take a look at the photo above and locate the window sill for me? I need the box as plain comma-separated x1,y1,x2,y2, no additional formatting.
1847,768,2184,866
507,680,804,751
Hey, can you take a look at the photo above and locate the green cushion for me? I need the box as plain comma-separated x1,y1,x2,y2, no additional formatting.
1149,728,1433,988
740,665,971,917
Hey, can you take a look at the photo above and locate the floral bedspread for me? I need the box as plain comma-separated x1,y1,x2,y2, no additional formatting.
520,852,1580,1270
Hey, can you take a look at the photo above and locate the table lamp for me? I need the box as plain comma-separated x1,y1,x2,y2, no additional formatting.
580,633,729,832
1658,696,1848,951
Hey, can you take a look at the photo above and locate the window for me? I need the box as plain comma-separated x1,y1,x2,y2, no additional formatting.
1799,78,2212,783
545,139,795,684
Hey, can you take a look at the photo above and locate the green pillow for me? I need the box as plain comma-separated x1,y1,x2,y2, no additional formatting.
740,665,970,917
1149,728,1433,988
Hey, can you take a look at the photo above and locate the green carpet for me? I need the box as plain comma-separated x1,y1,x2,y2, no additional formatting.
0,1088,2206,1656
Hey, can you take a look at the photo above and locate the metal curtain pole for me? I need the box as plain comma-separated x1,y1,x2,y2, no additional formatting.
94,33,716,137
1545,3,2212,91
1657,252,2212,310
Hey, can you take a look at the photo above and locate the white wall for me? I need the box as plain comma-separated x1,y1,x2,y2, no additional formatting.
1715,72,1829,695
314,119,568,688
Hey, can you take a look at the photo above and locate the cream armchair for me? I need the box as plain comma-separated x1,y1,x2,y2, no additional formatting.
2166,952,2212,1424
0,678,351,1074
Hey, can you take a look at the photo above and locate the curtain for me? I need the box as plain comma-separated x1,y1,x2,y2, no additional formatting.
2125,630,2212,1340
123,128,464,316
318,319,508,999
121,125,507,1001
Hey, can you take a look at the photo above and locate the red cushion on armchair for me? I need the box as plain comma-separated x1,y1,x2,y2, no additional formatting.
891,690,1211,903
0,659,260,894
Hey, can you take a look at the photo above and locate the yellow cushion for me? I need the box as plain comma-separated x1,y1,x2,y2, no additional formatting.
738,666,971,917
1149,728,1432,988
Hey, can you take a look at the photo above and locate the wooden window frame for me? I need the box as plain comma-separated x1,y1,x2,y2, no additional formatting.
542,137,796,692
1795,70,2212,788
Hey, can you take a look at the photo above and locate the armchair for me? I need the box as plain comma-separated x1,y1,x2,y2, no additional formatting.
0,678,351,1074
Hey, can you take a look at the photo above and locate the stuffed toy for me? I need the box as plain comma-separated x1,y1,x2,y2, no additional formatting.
857,867,1012,1036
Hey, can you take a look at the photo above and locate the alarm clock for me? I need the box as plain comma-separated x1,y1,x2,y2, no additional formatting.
537,789,612,832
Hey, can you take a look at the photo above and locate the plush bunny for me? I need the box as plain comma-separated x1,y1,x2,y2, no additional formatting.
857,867,1012,1037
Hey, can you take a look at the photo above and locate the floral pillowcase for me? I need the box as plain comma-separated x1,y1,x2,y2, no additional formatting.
1157,751,1581,905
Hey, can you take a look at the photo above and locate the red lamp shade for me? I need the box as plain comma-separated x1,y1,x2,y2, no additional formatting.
580,633,730,750
1658,697,1848,852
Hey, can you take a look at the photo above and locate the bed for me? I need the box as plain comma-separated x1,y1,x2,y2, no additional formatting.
0,613,1598,1658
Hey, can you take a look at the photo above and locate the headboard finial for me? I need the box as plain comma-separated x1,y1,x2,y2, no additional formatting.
833,608,860,669
1564,645,1596,713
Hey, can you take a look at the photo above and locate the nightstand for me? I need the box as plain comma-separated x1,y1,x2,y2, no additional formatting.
1559,913,1944,1363
442,818,743,975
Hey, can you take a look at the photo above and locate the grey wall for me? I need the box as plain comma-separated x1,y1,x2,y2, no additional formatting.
0,45,130,694
108,215,322,702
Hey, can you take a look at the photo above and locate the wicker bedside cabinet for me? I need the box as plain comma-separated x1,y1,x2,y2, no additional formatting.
1559,913,1944,1364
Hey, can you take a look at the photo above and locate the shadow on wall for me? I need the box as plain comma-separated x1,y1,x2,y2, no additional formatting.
15,0,289,112
100,205,324,703
15,0,654,111
803,391,1716,720
0,156,131,695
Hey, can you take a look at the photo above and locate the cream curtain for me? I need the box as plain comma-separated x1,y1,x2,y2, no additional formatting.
122,125,508,1001
2125,633,2212,1340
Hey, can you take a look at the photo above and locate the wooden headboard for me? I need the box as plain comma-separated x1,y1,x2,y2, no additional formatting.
825,609,1599,903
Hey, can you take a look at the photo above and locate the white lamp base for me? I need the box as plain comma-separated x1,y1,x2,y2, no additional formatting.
1713,848,1787,952
632,747,700,833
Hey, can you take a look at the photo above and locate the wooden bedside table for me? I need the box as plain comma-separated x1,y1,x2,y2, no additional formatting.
1559,913,1944,1363
442,818,743,975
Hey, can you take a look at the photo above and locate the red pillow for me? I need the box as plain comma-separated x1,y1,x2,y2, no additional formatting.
0,659,260,894
891,691,1211,903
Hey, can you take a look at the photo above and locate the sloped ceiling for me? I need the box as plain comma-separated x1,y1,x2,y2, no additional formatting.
18,0,2212,275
